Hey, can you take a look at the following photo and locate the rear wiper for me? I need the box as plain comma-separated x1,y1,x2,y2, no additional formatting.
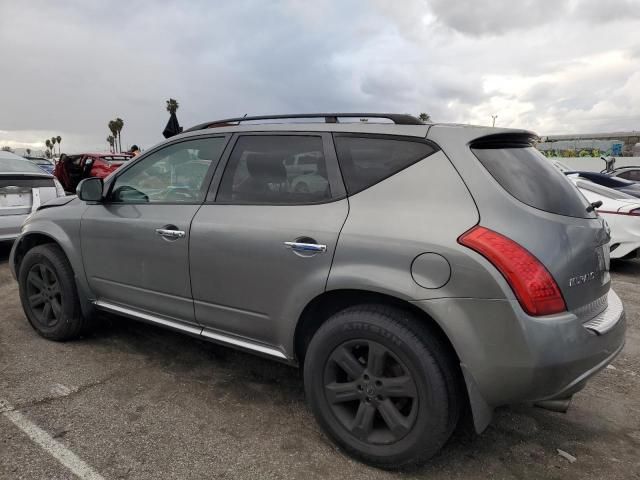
586,200,603,213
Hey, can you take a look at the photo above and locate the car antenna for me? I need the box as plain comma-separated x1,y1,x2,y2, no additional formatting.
586,200,603,213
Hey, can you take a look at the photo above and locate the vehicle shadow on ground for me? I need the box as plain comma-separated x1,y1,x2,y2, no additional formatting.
82,313,619,477
610,258,640,277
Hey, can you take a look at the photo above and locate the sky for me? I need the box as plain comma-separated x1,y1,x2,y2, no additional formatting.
0,0,639,153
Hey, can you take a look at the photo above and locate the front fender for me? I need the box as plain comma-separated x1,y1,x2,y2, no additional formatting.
12,210,96,319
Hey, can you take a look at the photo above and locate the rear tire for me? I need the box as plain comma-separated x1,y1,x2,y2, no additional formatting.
18,244,88,341
304,304,460,468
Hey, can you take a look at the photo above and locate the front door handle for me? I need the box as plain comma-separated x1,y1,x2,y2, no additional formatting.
156,228,186,239
284,241,327,253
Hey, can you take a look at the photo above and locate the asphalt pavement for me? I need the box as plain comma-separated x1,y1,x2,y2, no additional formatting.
1,241,639,480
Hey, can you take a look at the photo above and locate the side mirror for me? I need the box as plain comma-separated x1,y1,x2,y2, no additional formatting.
76,177,103,202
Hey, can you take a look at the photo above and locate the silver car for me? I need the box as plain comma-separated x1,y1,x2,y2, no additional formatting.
9,114,625,468
1,151,65,241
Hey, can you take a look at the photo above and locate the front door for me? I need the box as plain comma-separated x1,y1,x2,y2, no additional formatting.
81,135,228,325
189,133,348,349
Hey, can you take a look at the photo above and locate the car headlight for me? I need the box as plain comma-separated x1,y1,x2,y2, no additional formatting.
53,178,66,197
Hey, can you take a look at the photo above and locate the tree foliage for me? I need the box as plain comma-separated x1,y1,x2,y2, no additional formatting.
166,98,179,114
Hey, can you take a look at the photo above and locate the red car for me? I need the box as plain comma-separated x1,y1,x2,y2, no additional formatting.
54,152,133,192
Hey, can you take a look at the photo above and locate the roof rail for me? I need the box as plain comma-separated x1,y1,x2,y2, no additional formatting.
184,113,424,132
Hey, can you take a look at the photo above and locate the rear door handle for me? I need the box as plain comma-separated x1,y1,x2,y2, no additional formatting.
284,241,327,253
156,228,186,239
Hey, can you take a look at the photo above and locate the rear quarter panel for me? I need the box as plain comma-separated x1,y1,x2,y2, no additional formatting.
427,125,611,313
327,150,503,300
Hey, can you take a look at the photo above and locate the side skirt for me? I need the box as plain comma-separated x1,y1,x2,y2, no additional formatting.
94,300,290,363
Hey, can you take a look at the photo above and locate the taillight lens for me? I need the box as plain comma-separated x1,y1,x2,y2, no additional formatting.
458,226,566,316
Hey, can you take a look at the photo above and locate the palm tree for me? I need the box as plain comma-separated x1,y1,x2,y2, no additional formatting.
166,98,179,114
115,117,124,153
45,139,52,153
106,135,115,153
26,148,32,156
108,120,118,152
418,113,431,122
56,135,62,155
50,137,57,157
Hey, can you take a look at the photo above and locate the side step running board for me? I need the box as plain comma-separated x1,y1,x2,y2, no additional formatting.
94,300,288,360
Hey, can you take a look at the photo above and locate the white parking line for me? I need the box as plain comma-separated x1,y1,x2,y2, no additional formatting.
1,399,104,480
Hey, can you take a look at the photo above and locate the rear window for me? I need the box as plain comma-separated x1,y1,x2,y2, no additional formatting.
0,157,48,174
333,135,436,195
471,146,595,218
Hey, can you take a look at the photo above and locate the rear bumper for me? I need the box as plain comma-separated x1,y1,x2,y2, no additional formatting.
413,289,626,431
0,214,27,241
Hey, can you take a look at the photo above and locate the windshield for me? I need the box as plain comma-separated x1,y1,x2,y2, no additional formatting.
0,157,49,174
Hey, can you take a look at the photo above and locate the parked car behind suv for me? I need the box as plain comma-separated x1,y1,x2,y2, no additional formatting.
54,152,132,193
10,114,625,468
1,151,66,241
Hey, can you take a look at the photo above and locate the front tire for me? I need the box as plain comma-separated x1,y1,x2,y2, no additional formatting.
18,244,88,341
304,305,459,468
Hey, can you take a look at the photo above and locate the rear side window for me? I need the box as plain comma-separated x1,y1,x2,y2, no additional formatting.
333,136,436,195
471,146,595,218
217,135,331,204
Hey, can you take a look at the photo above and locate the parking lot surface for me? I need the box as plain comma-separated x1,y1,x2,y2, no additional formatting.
1,242,639,480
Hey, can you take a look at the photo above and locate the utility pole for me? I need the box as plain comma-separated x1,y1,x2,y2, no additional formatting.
491,115,498,127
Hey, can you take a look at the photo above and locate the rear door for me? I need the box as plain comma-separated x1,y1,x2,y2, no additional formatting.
189,132,348,350
81,135,228,324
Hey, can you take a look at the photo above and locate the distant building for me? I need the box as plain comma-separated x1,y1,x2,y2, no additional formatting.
538,131,640,156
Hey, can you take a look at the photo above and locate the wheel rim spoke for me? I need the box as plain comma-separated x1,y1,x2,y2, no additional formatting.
379,375,417,398
42,302,52,322
350,401,375,439
27,271,45,291
366,342,387,376
49,281,61,296
332,347,365,379
28,293,45,308
39,265,49,285
377,398,410,438
325,381,361,404
50,298,62,320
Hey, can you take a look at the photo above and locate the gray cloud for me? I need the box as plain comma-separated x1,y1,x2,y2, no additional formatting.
426,0,570,36
0,0,638,152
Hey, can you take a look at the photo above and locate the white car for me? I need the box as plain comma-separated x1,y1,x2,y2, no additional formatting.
1,151,66,241
568,175,640,259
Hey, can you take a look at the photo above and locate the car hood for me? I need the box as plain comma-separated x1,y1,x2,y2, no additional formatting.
37,195,77,211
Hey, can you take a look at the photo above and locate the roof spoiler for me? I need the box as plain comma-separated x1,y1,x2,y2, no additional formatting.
470,133,539,149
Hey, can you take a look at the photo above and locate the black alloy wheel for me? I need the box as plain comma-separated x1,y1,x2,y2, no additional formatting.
25,263,63,328
323,339,418,445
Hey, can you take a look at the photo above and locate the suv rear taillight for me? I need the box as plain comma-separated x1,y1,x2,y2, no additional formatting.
458,226,566,316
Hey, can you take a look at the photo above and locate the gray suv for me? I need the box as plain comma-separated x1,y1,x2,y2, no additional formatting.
10,114,626,467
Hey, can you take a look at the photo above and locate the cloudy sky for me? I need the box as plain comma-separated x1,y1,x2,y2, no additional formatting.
1,0,639,153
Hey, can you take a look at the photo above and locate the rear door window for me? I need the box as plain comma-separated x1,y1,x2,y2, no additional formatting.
217,135,332,204
333,135,436,195
471,146,595,218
